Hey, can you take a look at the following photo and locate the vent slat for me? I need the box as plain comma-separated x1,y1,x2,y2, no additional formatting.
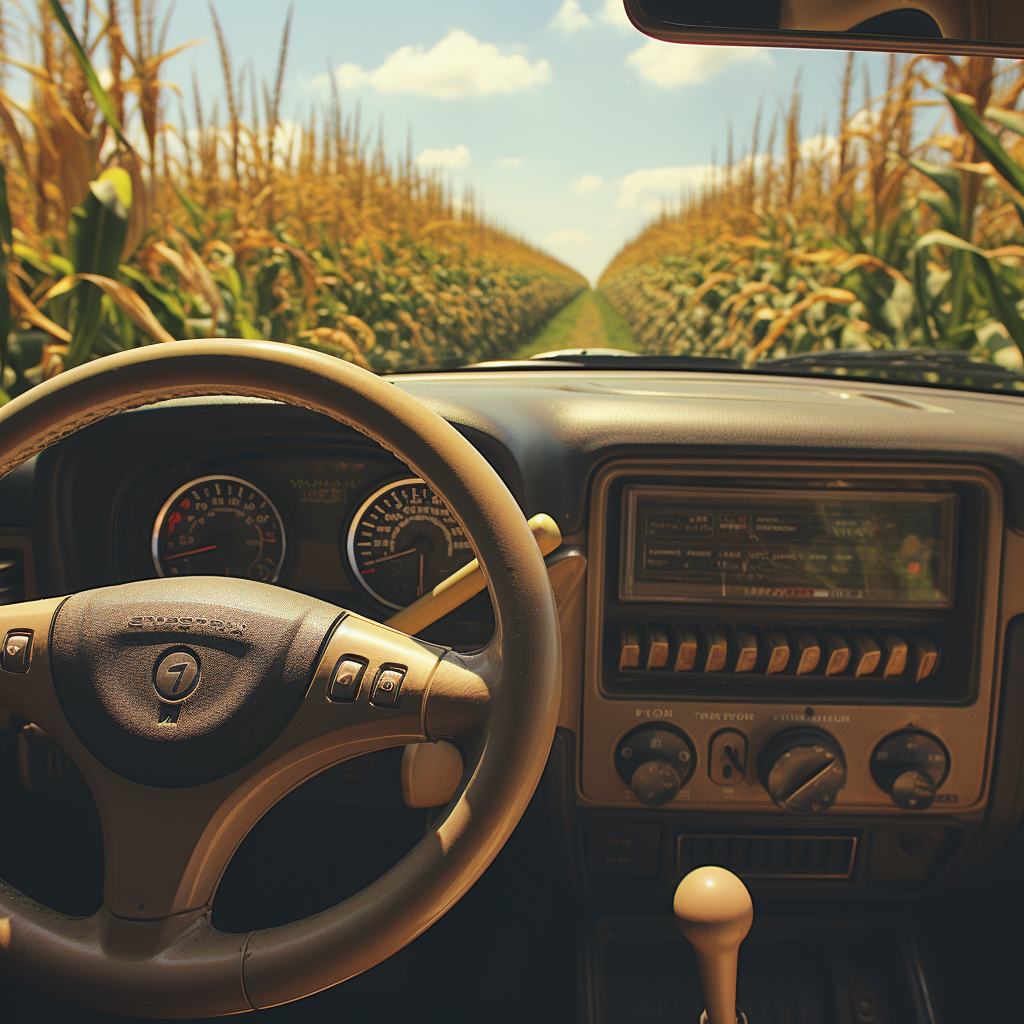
0,549,25,605
678,833,857,879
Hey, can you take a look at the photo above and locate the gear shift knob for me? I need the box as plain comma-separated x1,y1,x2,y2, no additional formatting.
673,866,753,1024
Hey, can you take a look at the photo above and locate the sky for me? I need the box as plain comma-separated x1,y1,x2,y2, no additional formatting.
155,0,895,283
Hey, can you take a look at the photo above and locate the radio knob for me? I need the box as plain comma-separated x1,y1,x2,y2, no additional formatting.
889,769,937,810
759,728,847,814
871,730,948,810
631,761,682,806
615,725,696,807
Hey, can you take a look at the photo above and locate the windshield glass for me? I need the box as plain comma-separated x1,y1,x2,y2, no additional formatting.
2,2,1024,394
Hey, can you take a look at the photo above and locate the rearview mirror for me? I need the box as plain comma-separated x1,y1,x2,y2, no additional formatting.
623,0,1024,56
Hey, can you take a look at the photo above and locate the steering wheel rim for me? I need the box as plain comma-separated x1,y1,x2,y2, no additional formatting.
0,340,561,1017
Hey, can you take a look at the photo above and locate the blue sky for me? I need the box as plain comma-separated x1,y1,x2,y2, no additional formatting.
159,1,893,282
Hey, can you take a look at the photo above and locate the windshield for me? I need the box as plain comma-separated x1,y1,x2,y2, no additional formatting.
2,2,1024,395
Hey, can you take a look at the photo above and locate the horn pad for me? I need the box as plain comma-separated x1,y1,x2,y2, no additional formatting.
49,578,339,786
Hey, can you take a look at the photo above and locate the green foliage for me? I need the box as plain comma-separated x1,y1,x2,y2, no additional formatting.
599,67,1024,374
2,1,586,383
67,169,133,368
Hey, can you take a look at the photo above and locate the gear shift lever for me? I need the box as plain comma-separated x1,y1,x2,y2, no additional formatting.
673,866,753,1024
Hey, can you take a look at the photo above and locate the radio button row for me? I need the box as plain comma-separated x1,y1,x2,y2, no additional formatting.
611,623,940,683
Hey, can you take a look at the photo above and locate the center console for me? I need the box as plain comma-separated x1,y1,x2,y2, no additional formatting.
573,459,1003,888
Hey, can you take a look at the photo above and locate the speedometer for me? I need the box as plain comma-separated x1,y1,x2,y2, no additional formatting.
346,478,474,609
152,475,286,582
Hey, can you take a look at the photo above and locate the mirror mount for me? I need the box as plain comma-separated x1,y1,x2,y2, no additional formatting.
624,0,1024,58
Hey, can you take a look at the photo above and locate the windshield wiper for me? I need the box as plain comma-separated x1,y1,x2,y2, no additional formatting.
461,347,1024,392
467,349,744,372
762,349,1024,388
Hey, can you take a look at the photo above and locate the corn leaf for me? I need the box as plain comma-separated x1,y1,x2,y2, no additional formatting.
905,155,962,212
67,169,133,367
7,278,72,342
172,184,207,238
45,0,133,151
911,250,936,346
118,263,189,329
972,256,1024,357
945,92,1024,206
40,273,176,345
984,106,1024,138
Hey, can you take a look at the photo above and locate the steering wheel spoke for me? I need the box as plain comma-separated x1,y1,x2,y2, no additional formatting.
0,596,72,736
80,607,488,925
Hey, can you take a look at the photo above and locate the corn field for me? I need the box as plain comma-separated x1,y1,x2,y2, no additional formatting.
0,1,587,401
599,54,1024,373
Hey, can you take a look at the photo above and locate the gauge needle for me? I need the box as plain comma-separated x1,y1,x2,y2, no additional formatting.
417,553,424,597
363,547,417,566
163,543,220,562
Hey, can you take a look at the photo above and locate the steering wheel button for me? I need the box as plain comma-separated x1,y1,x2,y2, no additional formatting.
2,631,32,673
371,666,406,707
327,656,368,702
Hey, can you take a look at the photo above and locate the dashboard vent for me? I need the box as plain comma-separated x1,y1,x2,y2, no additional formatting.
677,833,857,879
0,550,25,605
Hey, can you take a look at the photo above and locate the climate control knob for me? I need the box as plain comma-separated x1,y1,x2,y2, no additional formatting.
759,728,847,814
615,725,696,807
871,730,949,810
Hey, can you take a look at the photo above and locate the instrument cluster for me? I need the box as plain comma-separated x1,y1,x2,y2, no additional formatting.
143,456,475,612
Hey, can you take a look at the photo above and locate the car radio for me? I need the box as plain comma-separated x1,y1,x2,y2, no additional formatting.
578,459,1003,821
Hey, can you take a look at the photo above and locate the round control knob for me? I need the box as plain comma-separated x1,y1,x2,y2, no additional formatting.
871,730,948,810
631,760,681,806
615,725,696,807
759,728,847,814
890,769,937,810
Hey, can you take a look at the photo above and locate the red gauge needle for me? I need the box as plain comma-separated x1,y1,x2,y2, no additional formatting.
163,544,219,561
417,553,425,597
363,547,417,566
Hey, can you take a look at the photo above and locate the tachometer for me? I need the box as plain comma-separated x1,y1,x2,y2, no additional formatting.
347,477,474,609
152,475,286,581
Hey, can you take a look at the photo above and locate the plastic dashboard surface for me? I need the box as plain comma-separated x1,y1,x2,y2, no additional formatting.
5,369,1024,883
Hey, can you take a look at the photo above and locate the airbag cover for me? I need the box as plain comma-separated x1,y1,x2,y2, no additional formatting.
49,577,339,786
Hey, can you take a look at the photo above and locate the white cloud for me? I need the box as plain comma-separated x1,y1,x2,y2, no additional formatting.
495,156,525,167
799,133,839,162
616,164,718,213
599,0,633,29
625,40,770,88
573,172,603,194
415,144,471,169
545,228,595,247
332,29,551,99
550,1,592,34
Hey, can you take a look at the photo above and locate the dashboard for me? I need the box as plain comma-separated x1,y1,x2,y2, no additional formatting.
4,369,1024,903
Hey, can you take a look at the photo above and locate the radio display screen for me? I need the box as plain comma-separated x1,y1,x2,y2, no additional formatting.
621,488,957,606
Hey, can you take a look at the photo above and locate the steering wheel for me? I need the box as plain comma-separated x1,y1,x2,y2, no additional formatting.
0,341,561,1018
